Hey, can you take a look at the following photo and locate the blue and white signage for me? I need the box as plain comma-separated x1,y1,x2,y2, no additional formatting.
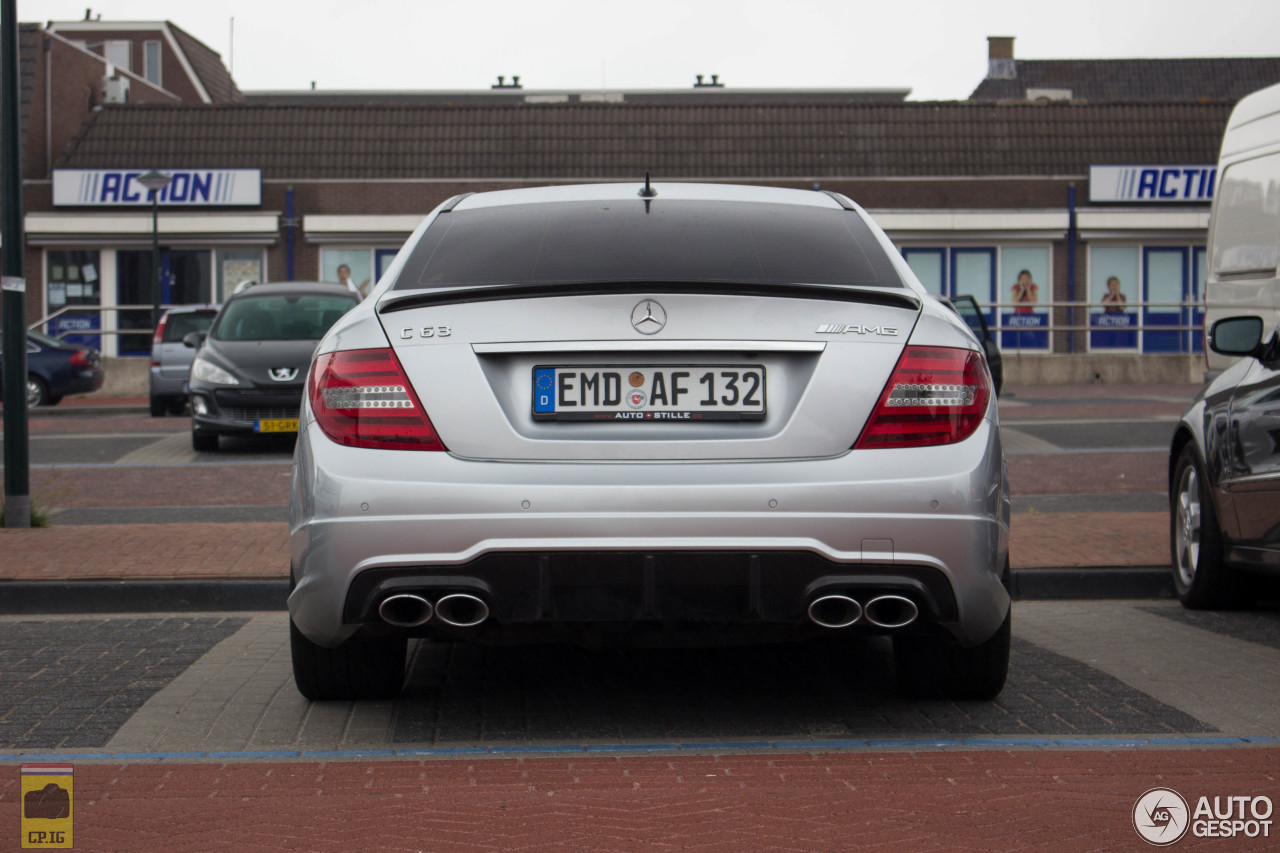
1089,165,1216,203
53,169,262,207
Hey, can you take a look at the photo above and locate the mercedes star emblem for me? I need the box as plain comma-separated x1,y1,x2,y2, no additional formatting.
631,299,667,335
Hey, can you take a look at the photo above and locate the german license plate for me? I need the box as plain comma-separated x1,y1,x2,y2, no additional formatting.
533,365,766,421
255,418,299,433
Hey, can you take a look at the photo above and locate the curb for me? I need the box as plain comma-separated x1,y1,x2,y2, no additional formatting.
1011,567,1172,600
0,569,1172,615
27,404,151,417
0,580,289,614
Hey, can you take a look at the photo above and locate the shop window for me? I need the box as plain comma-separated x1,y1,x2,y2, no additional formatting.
1192,248,1207,354
321,248,375,298
1143,248,1188,354
216,249,265,301
952,248,996,326
1089,246,1140,350
45,250,102,350
902,249,945,297
999,247,1050,352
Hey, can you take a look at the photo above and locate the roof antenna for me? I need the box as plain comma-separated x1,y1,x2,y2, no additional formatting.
638,171,657,199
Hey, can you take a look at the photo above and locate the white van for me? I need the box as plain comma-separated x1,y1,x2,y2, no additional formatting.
1204,81,1280,372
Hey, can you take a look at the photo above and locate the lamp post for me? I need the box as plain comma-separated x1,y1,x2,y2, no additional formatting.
137,170,173,332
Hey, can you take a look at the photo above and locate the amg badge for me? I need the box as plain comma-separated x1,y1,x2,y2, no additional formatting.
816,323,899,336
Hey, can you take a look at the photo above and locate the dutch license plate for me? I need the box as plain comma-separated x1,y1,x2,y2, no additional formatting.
532,365,766,421
255,418,299,433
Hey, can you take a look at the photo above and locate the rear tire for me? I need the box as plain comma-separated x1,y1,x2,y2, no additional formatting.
1171,444,1236,608
894,607,1011,700
290,619,407,701
168,397,187,416
26,374,49,407
191,429,218,452
150,396,167,417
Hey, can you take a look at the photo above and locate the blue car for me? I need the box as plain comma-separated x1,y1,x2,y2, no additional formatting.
0,331,105,407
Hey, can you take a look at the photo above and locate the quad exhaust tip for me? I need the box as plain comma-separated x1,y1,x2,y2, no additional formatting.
378,593,434,628
434,593,490,628
807,595,863,629
863,594,919,629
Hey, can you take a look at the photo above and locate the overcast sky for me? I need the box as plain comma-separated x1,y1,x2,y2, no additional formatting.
24,0,1280,100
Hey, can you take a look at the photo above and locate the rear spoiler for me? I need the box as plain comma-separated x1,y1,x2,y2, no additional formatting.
379,281,921,315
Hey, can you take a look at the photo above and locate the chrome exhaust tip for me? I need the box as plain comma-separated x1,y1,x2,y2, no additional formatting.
863,595,919,629
378,593,434,628
807,595,863,629
434,593,490,628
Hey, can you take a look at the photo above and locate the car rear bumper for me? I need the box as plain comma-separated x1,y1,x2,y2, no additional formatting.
148,367,188,398
289,419,1010,648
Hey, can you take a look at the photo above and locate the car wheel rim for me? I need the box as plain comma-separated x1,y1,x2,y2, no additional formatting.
1175,465,1201,588
25,378,41,407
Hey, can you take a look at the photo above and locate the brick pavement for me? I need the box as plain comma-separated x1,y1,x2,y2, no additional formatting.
0,382,1192,579
0,512,1166,581
0,523,290,580
1,749,1277,851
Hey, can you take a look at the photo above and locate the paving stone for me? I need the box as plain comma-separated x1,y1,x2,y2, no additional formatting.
1141,602,1280,649
0,616,246,748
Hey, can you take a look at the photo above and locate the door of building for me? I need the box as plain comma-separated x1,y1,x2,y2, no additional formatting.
117,249,212,355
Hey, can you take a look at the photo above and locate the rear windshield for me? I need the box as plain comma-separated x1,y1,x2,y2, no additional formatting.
394,199,902,290
213,294,356,342
162,310,216,343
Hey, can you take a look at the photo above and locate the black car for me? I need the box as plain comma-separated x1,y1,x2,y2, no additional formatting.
187,282,358,451
1169,316,1280,607
0,331,104,407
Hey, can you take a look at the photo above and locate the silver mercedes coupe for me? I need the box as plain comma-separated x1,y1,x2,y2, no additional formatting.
288,182,1011,701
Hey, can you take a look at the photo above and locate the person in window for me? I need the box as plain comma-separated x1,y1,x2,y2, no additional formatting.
1011,269,1038,315
1101,276,1127,313
335,264,370,299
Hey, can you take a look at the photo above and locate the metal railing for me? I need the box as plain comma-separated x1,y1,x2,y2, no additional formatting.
972,299,1213,353
28,304,168,348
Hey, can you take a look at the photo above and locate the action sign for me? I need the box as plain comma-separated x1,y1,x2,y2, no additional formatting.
53,169,262,206
20,764,73,849
1089,165,1216,203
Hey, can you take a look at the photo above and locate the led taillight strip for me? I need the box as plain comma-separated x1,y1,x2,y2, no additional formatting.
309,348,446,451
855,346,991,450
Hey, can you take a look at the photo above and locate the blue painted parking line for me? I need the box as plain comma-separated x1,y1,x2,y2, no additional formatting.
960,738,1057,747
769,740,868,750
394,747,489,756
1145,737,1246,746
490,745,585,754
0,735,1274,763
0,753,111,761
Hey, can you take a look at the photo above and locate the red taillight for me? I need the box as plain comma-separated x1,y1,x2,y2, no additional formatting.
153,315,167,346
70,350,90,367
854,346,991,450
308,348,446,451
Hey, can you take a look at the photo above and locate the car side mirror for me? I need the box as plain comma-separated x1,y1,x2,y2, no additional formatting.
182,331,204,349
